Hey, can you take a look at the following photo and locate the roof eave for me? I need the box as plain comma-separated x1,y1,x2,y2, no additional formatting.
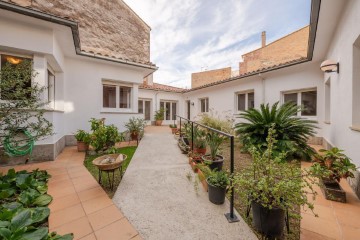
0,1,158,71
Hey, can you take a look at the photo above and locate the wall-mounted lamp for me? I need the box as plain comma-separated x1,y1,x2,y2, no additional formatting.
191,102,194,106
320,59,339,73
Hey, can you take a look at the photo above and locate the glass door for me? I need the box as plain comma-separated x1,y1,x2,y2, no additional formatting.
160,101,177,121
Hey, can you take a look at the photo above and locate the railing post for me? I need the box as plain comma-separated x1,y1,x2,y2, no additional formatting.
191,121,194,152
179,117,182,137
225,135,239,223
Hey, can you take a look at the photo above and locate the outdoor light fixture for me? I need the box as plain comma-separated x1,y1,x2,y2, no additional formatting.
320,59,339,73
191,102,194,106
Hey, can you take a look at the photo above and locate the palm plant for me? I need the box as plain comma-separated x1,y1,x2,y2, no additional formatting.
235,102,317,160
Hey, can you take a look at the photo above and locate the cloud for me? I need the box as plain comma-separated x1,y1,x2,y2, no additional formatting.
123,0,311,88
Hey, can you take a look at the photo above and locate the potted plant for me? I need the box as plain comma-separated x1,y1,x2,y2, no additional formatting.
310,147,357,203
192,126,206,155
74,130,90,152
202,132,225,170
169,124,178,134
125,117,146,141
203,166,229,205
178,123,191,153
154,108,165,126
233,126,317,239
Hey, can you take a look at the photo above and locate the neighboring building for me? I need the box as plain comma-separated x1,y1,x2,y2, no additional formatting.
0,0,157,163
239,26,310,75
191,67,232,88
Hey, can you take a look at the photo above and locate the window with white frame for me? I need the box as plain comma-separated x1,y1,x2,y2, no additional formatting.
47,69,55,109
236,91,254,111
283,89,317,116
0,53,32,100
352,36,360,127
160,101,177,120
102,82,132,109
199,98,209,113
138,99,151,120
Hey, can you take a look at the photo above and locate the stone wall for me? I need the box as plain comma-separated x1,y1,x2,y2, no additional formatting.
191,67,231,88
239,26,309,74
3,0,151,64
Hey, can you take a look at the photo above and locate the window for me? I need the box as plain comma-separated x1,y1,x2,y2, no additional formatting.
325,78,331,123
236,91,254,111
119,86,131,109
102,82,133,110
103,85,116,108
160,101,177,120
352,36,360,127
48,69,55,109
138,99,151,120
200,98,209,113
283,89,317,116
0,54,31,100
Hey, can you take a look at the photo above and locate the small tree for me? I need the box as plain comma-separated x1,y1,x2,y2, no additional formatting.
0,60,52,153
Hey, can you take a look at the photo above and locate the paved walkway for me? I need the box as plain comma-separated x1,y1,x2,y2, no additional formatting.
0,147,141,240
301,162,360,240
113,126,257,240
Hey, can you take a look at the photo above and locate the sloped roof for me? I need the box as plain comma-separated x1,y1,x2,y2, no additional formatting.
186,57,308,92
139,83,185,93
1,0,155,67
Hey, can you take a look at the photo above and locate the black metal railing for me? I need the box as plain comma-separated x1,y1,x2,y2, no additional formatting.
176,115,239,223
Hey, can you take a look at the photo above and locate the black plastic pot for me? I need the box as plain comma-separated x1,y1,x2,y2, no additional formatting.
206,179,226,205
251,202,285,239
202,155,224,170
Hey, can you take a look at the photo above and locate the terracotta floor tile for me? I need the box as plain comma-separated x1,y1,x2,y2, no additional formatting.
300,229,335,240
88,205,124,231
130,234,143,240
73,180,99,192
47,168,68,176
50,217,92,240
49,194,80,213
95,218,138,240
78,187,107,202
48,185,77,199
49,204,86,228
82,195,114,215
67,166,86,173
302,204,336,221
72,176,98,186
49,178,74,189
49,173,70,183
68,169,92,179
341,225,360,240
334,207,360,228
301,213,341,240
79,233,97,240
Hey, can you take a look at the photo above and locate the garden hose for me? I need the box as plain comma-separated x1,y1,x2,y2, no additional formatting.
4,129,34,157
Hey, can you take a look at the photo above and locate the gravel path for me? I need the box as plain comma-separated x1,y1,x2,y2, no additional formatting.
113,126,257,240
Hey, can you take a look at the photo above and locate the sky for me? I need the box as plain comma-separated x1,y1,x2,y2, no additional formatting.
123,0,311,88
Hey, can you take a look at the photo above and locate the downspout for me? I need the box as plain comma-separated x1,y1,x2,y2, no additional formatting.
258,73,266,104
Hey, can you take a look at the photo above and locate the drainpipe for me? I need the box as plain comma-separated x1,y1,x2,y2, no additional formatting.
258,73,266,104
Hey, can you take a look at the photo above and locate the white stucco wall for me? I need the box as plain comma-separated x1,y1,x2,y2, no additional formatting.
319,0,360,166
139,89,184,124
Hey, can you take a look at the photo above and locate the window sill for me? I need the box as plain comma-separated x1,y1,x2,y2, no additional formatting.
100,108,139,114
350,126,360,132
324,121,331,125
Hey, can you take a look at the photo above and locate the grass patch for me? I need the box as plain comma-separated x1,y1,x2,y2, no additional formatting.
221,140,301,240
84,146,137,198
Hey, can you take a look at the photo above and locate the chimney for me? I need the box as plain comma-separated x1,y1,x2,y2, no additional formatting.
261,31,266,47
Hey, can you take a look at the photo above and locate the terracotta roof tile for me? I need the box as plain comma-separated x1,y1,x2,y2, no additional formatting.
139,83,185,93
186,57,308,92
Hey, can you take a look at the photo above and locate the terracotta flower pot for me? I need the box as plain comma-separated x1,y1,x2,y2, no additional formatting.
193,147,206,155
171,128,178,134
130,132,138,141
155,120,163,126
77,141,88,152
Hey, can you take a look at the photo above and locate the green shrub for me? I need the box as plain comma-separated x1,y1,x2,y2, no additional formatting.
0,169,73,240
197,110,234,134
235,102,317,160
88,119,124,152
233,126,317,216
125,117,146,135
